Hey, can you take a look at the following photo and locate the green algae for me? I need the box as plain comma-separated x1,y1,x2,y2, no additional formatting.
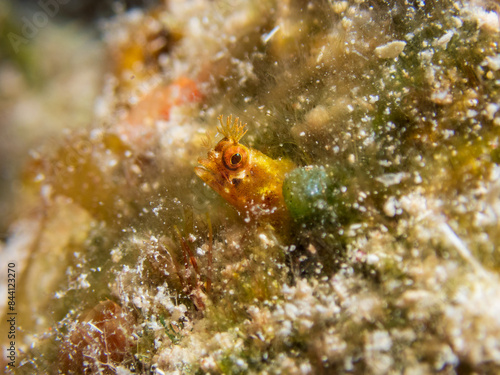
283,166,333,222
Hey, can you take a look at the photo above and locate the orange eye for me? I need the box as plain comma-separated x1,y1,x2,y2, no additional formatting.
223,145,248,170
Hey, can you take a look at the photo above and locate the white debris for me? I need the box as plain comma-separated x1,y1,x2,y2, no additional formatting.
486,54,500,71
375,172,410,187
374,41,407,59
485,103,499,119
468,6,500,33
262,25,280,43
383,196,401,217
434,31,454,48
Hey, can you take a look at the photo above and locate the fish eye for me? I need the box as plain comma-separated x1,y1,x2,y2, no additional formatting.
223,145,247,170
231,153,242,165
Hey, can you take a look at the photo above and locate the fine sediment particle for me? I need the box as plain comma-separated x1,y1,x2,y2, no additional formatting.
374,41,407,59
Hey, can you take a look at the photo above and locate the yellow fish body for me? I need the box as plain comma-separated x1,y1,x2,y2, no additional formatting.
195,115,295,224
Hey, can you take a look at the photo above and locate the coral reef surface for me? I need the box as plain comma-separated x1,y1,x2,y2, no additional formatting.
2,0,500,374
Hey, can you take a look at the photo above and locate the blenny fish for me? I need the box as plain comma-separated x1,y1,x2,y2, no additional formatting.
195,115,295,224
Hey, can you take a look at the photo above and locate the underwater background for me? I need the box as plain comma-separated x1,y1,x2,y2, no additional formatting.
2,0,500,373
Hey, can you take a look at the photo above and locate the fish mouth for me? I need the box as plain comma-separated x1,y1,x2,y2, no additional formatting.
195,157,222,186
194,164,213,181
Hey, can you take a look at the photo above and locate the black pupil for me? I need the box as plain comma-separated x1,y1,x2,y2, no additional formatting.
231,153,242,165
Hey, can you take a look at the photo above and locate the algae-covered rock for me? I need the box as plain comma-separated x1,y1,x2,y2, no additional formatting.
284,166,331,218
2,0,500,374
